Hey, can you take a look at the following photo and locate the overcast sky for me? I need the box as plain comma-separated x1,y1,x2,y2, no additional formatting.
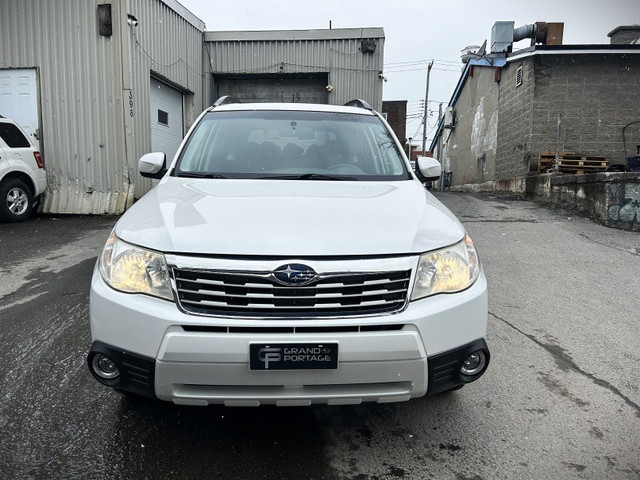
178,0,639,145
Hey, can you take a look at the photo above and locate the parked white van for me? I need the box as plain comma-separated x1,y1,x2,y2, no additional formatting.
88,98,490,406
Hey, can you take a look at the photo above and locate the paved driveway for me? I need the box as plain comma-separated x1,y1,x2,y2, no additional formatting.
1,193,638,479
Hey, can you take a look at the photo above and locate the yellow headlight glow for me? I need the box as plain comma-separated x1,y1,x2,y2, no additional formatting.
99,231,173,300
111,250,156,291
411,235,480,300
429,251,470,293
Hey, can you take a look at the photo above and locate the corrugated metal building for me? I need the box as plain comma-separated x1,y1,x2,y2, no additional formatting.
0,0,207,214
205,28,385,111
0,1,384,214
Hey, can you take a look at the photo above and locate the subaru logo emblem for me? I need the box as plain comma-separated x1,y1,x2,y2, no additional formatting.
272,264,318,286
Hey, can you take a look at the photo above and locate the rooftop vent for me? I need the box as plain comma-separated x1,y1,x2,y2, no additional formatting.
608,25,640,44
461,45,482,64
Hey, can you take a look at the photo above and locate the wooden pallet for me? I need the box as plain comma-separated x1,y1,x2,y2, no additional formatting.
538,151,609,173
538,152,575,172
558,159,608,168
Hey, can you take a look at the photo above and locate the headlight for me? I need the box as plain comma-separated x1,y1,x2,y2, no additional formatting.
98,231,173,301
411,235,480,301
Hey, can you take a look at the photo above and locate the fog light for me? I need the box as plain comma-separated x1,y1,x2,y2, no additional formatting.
92,354,120,379
460,351,486,376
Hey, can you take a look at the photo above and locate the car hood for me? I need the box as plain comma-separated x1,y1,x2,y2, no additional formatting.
115,178,465,257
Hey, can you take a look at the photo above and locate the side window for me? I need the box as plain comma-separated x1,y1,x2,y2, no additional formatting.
0,123,30,148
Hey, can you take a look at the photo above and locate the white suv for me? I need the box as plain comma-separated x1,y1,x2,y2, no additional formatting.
0,116,46,222
88,98,489,406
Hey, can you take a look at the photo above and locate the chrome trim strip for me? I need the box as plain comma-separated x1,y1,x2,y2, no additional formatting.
166,254,418,273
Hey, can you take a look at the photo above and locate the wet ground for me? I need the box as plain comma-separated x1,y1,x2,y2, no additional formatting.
1,193,639,479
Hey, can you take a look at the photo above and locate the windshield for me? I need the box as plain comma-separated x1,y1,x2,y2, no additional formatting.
173,110,411,181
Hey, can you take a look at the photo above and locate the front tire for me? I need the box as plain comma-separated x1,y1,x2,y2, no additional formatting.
0,178,33,222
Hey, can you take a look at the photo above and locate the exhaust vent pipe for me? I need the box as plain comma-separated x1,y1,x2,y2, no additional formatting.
491,21,564,53
513,24,536,43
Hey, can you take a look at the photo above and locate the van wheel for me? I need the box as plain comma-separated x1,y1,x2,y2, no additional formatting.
0,178,33,222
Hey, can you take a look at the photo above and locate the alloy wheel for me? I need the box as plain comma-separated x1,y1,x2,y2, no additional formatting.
7,187,29,216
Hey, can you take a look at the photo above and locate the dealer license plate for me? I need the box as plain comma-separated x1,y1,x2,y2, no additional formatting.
249,343,338,371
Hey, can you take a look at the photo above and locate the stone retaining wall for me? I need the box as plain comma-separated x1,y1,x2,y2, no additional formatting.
451,172,640,231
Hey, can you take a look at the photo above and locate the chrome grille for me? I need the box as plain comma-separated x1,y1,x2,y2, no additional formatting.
173,268,411,317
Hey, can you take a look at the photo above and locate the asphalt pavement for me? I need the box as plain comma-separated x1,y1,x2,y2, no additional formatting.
0,193,639,479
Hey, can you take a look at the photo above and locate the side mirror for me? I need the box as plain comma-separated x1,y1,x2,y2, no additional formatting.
417,156,441,181
139,152,167,179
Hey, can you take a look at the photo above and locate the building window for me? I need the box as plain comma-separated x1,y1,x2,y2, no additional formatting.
515,66,523,87
158,110,169,126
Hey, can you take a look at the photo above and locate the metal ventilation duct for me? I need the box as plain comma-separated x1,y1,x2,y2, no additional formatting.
491,21,537,53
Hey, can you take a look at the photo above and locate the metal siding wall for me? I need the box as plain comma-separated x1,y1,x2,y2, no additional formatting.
0,0,127,214
126,0,205,198
206,35,384,111
0,0,205,213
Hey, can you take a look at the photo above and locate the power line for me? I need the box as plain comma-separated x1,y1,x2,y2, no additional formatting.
385,67,461,74
406,99,449,105
384,58,461,67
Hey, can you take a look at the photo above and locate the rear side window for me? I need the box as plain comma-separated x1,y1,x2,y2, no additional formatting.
0,123,30,148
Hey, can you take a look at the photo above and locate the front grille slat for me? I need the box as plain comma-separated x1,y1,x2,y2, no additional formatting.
179,276,406,290
173,267,411,317
182,298,405,310
179,287,407,301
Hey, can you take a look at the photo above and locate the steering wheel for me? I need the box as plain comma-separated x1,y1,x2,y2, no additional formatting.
327,163,365,174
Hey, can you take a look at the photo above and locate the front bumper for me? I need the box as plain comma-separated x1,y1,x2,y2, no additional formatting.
89,267,489,405
88,338,490,404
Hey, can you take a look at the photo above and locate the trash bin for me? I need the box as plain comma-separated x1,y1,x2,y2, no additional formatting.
442,172,452,189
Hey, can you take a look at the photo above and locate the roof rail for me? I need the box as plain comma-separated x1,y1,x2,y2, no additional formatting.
344,99,373,110
212,96,242,107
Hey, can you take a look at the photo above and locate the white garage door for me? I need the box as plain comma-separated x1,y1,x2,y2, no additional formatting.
0,68,39,147
150,77,183,164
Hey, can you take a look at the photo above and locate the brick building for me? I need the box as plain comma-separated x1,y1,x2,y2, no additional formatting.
430,25,640,186
382,100,407,145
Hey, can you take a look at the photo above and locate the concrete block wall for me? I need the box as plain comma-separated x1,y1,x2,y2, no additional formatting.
529,54,640,168
440,66,500,185
608,26,640,45
494,58,535,180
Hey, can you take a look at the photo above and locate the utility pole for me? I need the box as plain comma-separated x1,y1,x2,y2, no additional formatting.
437,102,444,189
555,113,562,171
421,60,433,155
436,103,443,158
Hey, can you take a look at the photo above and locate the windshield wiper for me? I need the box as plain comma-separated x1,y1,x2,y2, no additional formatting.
177,172,227,179
260,173,357,181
